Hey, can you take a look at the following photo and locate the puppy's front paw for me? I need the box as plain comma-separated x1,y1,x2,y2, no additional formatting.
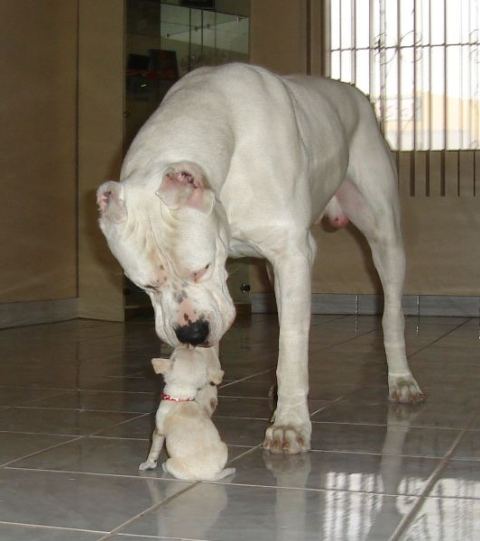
389,374,425,404
139,459,157,471
263,424,311,454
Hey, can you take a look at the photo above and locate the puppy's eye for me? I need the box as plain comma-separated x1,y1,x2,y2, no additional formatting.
192,263,211,283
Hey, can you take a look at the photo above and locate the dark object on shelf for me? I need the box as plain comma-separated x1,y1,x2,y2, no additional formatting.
126,50,178,101
181,0,215,9
149,49,179,81
127,53,150,71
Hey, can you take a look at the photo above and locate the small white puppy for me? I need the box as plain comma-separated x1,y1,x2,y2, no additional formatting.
139,346,235,481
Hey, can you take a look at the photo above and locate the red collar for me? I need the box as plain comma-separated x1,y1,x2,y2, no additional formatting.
161,392,194,402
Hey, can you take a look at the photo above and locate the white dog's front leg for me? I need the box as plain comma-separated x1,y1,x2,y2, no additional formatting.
139,428,165,471
263,234,315,454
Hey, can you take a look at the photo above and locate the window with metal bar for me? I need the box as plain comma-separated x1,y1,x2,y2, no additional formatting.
326,0,480,196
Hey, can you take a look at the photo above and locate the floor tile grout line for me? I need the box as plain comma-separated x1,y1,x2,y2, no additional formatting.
0,520,107,535
96,481,201,541
4,465,199,485
406,318,471,360
205,478,432,499
227,443,263,466
8,389,82,409
388,412,476,541
309,395,346,417
0,435,84,469
3,446,449,477
13,405,156,415
0,412,151,469
89,434,150,442
110,533,208,540
310,420,470,431
0,386,158,395
86,412,151,440
218,368,274,389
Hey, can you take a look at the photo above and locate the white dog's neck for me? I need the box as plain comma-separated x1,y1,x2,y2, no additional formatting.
161,391,195,402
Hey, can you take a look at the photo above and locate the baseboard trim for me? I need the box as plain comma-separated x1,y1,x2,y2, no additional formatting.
0,298,78,329
251,293,480,317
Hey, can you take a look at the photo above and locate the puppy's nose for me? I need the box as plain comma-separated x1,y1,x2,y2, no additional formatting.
174,320,209,346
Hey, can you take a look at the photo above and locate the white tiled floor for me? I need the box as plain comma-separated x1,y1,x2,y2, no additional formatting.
0,314,479,540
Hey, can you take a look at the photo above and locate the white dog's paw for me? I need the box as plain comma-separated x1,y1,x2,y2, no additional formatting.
263,423,311,454
388,374,425,404
139,459,157,471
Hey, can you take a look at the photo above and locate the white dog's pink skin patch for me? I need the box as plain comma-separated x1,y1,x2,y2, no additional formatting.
324,194,350,229
328,214,349,228
176,296,198,328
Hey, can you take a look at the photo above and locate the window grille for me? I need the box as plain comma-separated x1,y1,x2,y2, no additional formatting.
326,0,480,196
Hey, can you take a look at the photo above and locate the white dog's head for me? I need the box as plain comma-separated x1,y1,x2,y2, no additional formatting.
97,161,235,347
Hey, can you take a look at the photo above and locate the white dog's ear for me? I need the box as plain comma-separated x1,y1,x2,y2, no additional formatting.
208,368,224,385
151,357,173,374
156,162,215,215
97,181,127,223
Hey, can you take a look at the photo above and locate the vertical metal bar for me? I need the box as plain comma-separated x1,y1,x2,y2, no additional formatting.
460,0,464,152
306,0,312,74
369,0,374,98
188,8,192,72
379,0,386,134
396,0,401,178
339,0,343,77
442,0,447,195
427,0,432,195
352,0,356,84
411,0,418,196
475,0,479,195
323,0,332,77
200,9,204,59
214,10,217,60
468,0,473,150
474,151,477,196
474,0,480,160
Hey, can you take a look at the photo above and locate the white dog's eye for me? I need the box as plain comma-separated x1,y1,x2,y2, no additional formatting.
191,263,211,283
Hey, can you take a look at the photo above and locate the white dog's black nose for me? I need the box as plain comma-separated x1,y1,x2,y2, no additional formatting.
175,320,210,346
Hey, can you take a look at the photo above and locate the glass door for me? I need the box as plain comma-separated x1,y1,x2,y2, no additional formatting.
124,0,251,318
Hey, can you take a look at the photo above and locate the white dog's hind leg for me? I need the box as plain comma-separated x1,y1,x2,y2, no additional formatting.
264,232,316,454
338,175,424,403
139,429,165,470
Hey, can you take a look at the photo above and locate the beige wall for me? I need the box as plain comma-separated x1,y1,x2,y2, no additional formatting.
77,0,125,320
0,0,78,302
250,0,307,74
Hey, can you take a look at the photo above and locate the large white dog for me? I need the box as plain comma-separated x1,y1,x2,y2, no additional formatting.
97,63,424,454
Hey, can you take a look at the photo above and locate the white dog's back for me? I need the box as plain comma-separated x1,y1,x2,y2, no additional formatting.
163,402,234,481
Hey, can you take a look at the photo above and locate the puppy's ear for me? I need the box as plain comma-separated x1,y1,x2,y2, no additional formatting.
156,161,215,215
151,357,173,374
97,181,127,223
208,368,224,386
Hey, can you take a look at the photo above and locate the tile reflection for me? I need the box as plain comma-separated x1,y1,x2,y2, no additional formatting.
123,481,417,540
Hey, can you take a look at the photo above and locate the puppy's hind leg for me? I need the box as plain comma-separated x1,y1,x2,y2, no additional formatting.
139,428,165,470
162,457,196,480
212,467,236,480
